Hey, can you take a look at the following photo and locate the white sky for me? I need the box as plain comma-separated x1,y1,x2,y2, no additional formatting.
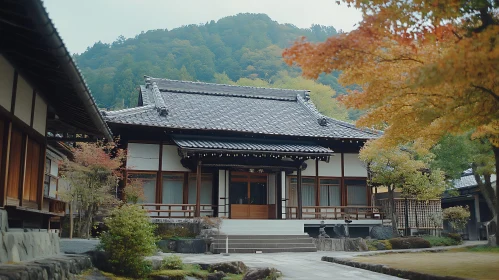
43,0,362,54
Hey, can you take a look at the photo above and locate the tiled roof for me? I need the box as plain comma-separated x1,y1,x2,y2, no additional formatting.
173,137,334,154
453,174,497,189
105,77,379,139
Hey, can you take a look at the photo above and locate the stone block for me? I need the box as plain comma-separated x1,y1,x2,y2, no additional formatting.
0,210,8,232
369,225,394,240
175,239,206,253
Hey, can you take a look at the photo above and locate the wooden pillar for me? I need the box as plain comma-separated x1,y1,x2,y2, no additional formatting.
0,122,12,207
341,153,346,206
474,194,481,240
297,167,303,219
195,160,201,217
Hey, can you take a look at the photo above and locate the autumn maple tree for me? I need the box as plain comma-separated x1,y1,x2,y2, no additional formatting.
59,142,125,238
284,0,499,244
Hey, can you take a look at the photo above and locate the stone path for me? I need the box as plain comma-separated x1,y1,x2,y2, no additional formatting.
158,252,399,279
156,241,486,280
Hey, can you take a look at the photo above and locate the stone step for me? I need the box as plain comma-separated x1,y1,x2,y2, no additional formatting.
212,235,310,239
213,247,317,253
212,239,314,244
212,243,316,249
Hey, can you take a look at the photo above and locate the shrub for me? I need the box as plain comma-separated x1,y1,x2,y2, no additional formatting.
442,232,463,243
443,206,470,232
366,239,393,251
423,236,462,247
162,255,184,270
389,237,431,249
99,204,158,278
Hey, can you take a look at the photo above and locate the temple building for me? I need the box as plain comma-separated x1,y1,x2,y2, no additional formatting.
104,76,385,237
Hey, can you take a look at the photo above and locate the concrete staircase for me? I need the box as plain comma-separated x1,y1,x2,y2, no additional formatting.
212,234,317,253
213,220,317,253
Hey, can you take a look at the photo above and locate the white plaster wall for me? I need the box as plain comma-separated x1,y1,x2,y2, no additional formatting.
218,170,227,217
162,145,189,172
344,153,368,177
0,55,14,111
268,174,276,205
318,155,342,177
126,143,160,170
32,94,47,134
291,159,316,176
14,75,33,125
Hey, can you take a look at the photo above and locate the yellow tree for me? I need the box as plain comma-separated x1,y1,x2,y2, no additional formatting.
283,0,499,244
360,140,447,236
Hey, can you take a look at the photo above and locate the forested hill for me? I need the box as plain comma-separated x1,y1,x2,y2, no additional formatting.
75,13,357,120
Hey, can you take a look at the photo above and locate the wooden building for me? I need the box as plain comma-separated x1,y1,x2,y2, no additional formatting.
0,0,112,230
105,76,384,235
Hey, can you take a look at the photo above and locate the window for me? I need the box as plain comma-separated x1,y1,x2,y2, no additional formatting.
188,174,213,205
289,177,316,206
346,179,368,206
43,158,59,199
320,178,341,206
7,128,23,199
162,173,183,204
128,173,157,203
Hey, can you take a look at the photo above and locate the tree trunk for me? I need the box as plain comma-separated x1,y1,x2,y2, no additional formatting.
69,202,73,239
388,186,399,237
493,145,499,246
473,171,497,217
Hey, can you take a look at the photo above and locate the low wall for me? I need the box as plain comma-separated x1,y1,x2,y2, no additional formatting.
0,254,92,280
0,231,60,263
314,238,368,251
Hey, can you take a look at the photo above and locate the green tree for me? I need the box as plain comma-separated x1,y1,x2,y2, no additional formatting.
360,140,448,236
432,134,496,216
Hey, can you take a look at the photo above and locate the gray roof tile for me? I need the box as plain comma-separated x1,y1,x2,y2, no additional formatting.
173,137,334,154
105,78,379,139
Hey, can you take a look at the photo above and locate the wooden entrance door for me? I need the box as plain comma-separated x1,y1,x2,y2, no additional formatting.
230,172,268,219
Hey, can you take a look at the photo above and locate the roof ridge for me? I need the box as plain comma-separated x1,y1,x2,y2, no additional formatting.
148,76,309,93
159,88,297,101
102,105,155,118
296,94,329,126
324,116,381,136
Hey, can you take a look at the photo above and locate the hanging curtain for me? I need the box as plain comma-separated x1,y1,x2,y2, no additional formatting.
301,178,315,206
188,174,213,204
347,184,367,206
162,173,183,204
319,179,341,206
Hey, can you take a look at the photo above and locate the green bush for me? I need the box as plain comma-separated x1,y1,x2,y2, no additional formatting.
366,239,393,251
389,237,431,249
99,204,158,278
423,236,462,247
162,255,184,270
159,226,197,240
443,232,463,243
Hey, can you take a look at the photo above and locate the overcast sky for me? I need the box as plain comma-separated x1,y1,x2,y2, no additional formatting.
43,0,362,54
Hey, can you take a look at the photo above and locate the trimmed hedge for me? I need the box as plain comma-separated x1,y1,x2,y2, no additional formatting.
389,237,431,249
423,236,462,247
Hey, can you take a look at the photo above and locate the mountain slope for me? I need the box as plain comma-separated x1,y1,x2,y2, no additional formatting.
75,13,349,116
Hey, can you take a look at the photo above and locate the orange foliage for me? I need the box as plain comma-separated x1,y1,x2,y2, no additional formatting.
283,0,499,148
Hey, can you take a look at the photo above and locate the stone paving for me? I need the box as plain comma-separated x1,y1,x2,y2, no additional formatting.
158,241,486,280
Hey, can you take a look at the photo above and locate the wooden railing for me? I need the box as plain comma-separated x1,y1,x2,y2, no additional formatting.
139,203,215,218
285,206,384,220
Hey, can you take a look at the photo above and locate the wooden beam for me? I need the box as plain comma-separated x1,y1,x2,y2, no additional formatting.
30,90,36,127
341,153,346,206
10,71,17,113
38,143,46,211
18,134,28,206
0,122,12,206
315,159,319,207
195,160,201,217
297,167,303,219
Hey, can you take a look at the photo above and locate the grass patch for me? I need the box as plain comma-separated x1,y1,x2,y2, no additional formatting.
422,236,462,247
451,245,499,253
353,251,499,280
150,264,244,280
